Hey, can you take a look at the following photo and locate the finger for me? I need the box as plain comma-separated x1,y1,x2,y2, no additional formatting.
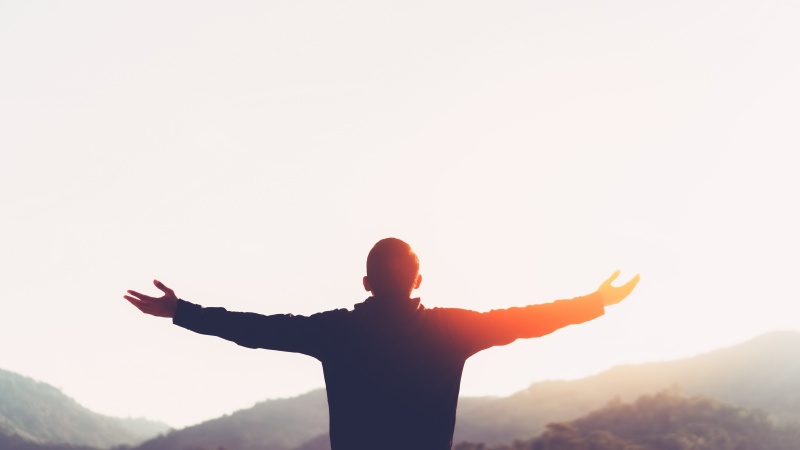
124,295,143,304
153,280,175,297
124,295,153,306
622,274,641,293
124,295,147,311
126,290,156,302
125,296,160,315
602,269,621,287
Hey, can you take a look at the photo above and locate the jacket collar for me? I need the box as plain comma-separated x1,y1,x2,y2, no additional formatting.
354,296,422,314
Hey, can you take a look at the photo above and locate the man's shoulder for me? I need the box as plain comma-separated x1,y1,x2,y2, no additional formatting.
421,305,482,323
309,307,351,320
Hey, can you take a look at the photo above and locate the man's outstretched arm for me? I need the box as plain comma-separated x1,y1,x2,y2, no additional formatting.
443,270,640,356
123,280,334,356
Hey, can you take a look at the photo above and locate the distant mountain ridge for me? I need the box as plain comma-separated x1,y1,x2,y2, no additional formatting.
454,330,800,443
128,330,800,450
455,390,800,450
0,368,170,448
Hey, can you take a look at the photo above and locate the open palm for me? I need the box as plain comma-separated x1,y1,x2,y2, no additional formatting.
124,280,179,318
597,270,640,306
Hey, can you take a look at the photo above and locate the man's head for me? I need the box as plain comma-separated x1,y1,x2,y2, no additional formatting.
363,238,422,299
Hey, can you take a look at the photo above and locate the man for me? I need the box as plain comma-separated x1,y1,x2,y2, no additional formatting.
125,237,639,450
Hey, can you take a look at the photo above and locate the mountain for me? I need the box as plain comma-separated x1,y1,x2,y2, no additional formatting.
455,390,800,450
0,368,170,448
454,330,800,443
134,390,329,450
0,422,97,450
128,330,800,450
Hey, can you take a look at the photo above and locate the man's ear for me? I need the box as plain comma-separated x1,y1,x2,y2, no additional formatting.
363,276,372,292
413,274,422,290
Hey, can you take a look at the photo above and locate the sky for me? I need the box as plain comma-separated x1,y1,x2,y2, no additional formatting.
1,0,799,429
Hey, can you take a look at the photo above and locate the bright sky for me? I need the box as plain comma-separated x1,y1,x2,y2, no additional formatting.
1,1,798,429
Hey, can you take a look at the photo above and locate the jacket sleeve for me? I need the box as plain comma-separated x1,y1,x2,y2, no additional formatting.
172,299,341,359
436,293,605,357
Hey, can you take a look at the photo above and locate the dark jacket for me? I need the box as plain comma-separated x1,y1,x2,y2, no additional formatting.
173,294,604,450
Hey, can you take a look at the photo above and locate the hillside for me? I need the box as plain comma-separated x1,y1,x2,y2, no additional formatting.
455,390,800,450
0,423,97,450
454,330,800,443
0,368,170,448
134,389,329,450
128,330,800,450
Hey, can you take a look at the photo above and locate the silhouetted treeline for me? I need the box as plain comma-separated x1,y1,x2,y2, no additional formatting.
454,390,800,450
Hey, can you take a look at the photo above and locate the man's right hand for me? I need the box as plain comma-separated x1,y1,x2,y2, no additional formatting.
124,280,179,318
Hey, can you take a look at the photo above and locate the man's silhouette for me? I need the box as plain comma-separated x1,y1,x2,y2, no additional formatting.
124,238,639,450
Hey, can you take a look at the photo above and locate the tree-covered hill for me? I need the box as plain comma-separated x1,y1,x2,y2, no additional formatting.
455,390,800,450
0,368,169,448
133,389,329,450
0,420,100,450
453,330,800,443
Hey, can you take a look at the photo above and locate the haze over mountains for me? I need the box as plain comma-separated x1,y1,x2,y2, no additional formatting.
2,331,798,450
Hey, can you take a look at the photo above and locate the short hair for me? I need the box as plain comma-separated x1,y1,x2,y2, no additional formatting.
366,238,420,296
